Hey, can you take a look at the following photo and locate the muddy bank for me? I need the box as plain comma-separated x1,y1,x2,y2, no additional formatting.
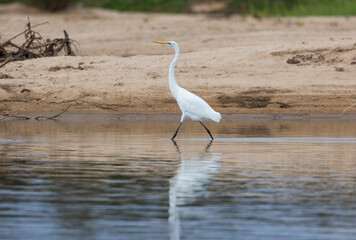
1,4,356,115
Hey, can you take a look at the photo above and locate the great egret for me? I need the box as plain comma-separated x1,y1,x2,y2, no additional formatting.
154,41,221,140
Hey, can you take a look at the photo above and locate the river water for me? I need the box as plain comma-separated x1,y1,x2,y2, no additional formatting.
0,117,355,240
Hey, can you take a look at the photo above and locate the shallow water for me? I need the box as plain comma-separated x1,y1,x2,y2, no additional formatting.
0,118,356,240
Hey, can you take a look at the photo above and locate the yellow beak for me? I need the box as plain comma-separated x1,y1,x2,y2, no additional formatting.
154,41,169,44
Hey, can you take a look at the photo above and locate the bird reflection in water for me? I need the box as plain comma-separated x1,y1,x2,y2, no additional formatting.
169,140,221,240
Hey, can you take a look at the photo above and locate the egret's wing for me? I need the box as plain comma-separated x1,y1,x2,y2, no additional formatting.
176,88,218,121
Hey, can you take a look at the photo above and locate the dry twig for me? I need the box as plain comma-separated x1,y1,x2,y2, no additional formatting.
0,18,78,68
0,113,31,120
1,104,72,121
34,104,72,120
338,103,356,117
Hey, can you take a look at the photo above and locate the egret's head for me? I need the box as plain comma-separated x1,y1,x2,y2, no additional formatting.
154,41,177,48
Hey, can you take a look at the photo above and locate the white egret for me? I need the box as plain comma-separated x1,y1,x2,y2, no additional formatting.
169,140,220,240
154,41,221,140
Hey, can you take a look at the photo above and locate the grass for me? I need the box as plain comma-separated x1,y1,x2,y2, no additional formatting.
225,0,356,16
1,0,356,16
82,0,356,16
277,0,356,16
83,0,189,13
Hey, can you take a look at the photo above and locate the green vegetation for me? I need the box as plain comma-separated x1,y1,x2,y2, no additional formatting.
1,0,356,16
225,0,356,16
26,0,73,11
83,0,189,13
0,0,74,11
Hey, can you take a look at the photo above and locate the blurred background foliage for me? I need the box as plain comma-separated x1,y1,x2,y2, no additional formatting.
0,0,356,16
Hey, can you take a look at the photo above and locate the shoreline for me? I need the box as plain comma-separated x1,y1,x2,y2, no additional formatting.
1,5,356,117
2,110,356,121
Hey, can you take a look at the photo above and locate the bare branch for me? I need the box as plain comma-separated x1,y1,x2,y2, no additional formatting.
1,105,72,121
338,103,356,117
1,113,31,120
35,104,72,120
0,19,77,68
0,57,13,68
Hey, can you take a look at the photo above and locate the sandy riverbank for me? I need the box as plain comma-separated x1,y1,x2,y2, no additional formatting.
1,3,356,117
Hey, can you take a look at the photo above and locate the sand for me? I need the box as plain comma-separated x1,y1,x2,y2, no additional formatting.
1,3,356,117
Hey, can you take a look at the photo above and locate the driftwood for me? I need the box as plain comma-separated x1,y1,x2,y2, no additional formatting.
34,104,72,120
0,104,72,121
339,103,356,117
0,18,78,68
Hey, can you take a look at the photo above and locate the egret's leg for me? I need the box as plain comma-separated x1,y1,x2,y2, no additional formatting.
171,122,182,140
171,140,181,154
199,121,214,140
205,140,213,152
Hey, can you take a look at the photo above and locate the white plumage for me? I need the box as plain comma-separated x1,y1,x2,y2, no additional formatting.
176,87,221,122
154,41,221,140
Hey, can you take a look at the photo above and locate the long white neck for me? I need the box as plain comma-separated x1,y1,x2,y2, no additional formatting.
169,45,180,99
